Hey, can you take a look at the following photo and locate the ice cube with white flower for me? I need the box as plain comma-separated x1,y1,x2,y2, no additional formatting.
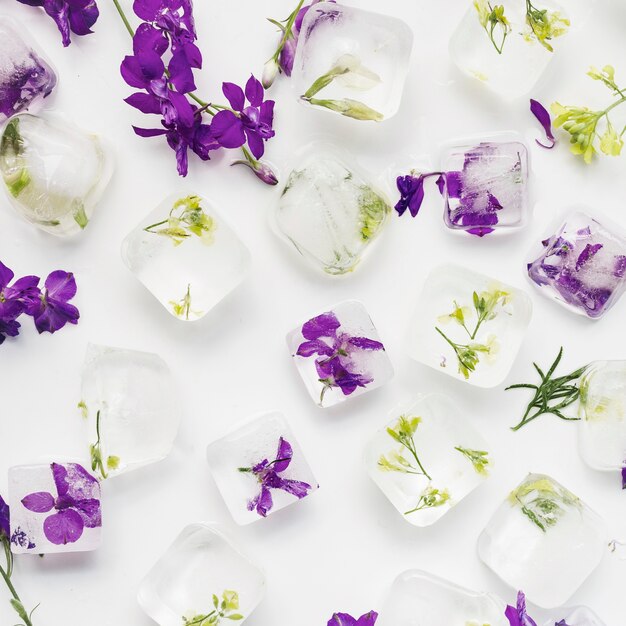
291,2,413,120
0,18,56,123
449,0,572,98
578,360,626,472
543,606,607,626
79,344,181,479
272,148,391,276
0,113,112,236
206,412,318,525
137,524,265,626
377,570,509,626
8,462,102,555
478,473,607,608
121,194,251,321
406,264,532,387
286,300,393,407
366,394,491,527
527,212,626,319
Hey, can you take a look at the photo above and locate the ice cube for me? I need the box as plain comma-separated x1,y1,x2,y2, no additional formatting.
137,524,265,626
365,394,491,527
527,212,626,319
121,194,251,321
0,18,56,123
206,412,318,525
406,264,532,387
440,139,530,237
578,360,626,472
449,0,570,98
8,462,102,555
543,606,607,626
478,473,607,608
291,3,413,121
272,148,391,276
79,344,181,479
0,113,113,236
377,570,509,626
286,300,393,407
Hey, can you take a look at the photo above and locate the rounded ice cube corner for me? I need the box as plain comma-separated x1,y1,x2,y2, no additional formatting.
285,299,394,408
137,523,265,626
365,393,492,527
0,112,114,237
120,193,251,322
406,264,533,388
291,2,413,122
526,210,626,320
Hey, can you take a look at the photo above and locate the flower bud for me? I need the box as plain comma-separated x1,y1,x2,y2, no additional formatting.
231,158,279,186
262,58,279,89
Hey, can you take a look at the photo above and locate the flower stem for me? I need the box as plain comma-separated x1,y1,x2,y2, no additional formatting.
0,542,34,626
111,0,135,38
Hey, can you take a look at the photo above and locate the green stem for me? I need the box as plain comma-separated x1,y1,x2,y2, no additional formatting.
0,553,33,626
111,0,135,38
272,0,306,62
406,444,431,481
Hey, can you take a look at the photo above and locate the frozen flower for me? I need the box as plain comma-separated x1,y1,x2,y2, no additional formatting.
505,591,537,626
530,99,556,149
33,270,79,334
0,496,9,539
21,463,101,545
328,611,378,626
238,437,313,517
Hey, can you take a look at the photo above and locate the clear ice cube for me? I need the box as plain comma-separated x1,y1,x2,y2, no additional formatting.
478,473,607,608
272,148,391,276
440,139,530,237
206,412,318,525
8,462,102,555
291,2,413,121
527,212,626,319
543,606,607,626
365,394,491,527
286,300,394,407
377,570,509,626
0,18,56,123
406,264,532,387
121,194,251,321
137,524,265,626
578,360,626,472
0,113,112,236
79,344,181,479
449,0,570,98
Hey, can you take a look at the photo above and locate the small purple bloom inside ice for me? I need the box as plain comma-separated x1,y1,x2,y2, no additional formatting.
504,591,538,626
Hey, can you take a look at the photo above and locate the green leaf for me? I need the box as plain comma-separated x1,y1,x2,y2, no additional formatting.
226,615,244,621
10,599,29,622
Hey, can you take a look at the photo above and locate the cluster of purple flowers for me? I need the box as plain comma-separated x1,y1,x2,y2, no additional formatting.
16,0,99,47
0,260,79,346
327,611,378,626
120,0,276,181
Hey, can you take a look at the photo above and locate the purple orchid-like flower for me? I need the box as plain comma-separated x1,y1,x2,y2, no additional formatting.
21,463,101,545
17,0,99,47
0,260,40,344
212,76,275,160
239,437,313,518
296,311,384,403
0,495,9,539
505,591,538,626
328,611,378,626
530,99,556,149
33,270,79,334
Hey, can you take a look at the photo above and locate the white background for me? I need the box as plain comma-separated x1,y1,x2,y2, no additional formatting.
1,1,625,624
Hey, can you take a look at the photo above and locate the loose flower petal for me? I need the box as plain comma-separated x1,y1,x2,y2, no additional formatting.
530,99,556,149
21,492,55,513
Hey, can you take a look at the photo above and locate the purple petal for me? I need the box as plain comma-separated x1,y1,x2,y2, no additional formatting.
21,492,55,513
279,478,312,499
244,128,265,160
347,337,384,351
259,99,275,128
34,298,79,334
254,485,273,517
168,91,195,127
51,462,70,497
0,261,14,291
73,498,102,528
245,75,264,107
43,509,84,545
445,171,463,198
42,0,71,47
296,339,334,358
530,99,556,149
575,243,603,271
279,37,296,75
59,463,100,502
133,23,168,56
132,0,161,21
356,612,378,626
211,110,245,149
125,92,162,114
273,437,293,473
301,311,340,340
0,495,9,538
328,614,358,626
222,82,245,112
67,1,99,35
622,466,626,490
133,126,168,137
168,50,196,93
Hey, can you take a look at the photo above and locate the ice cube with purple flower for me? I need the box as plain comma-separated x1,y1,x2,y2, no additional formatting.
206,412,318,525
121,194,251,321
527,212,626,319
291,3,413,121
377,570,509,626
287,300,394,407
478,473,607,608
543,606,607,626
0,18,56,123
0,113,113,236
8,462,102,554
137,523,265,626
366,394,491,527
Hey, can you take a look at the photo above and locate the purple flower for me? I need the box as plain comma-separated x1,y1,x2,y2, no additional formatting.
21,463,101,545
505,591,538,626
530,99,556,149
575,243,603,271
622,465,626,490
212,76,275,160
0,260,40,344
328,612,378,626
32,270,79,334
0,495,9,539
17,0,99,47
555,621,571,626
296,311,384,402
10,527,36,550
231,154,278,185
239,437,313,518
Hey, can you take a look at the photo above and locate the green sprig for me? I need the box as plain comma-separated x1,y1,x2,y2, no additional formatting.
0,536,37,626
